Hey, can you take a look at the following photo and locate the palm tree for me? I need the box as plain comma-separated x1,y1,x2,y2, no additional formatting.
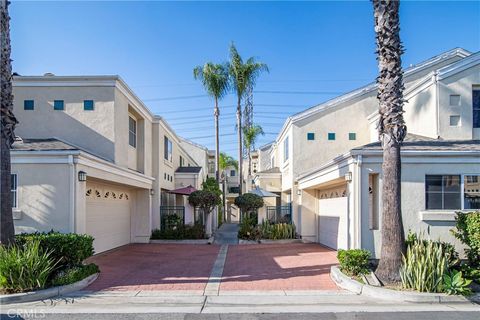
373,0,407,282
219,152,238,222
228,43,268,195
243,124,264,177
1,0,18,245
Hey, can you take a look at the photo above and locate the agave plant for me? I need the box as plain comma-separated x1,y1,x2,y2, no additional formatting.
442,270,472,296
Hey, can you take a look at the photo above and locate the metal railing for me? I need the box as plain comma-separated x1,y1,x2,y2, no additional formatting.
160,206,185,231
266,204,292,223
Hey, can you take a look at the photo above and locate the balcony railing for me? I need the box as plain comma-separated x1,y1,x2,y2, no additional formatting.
160,206,185,231
266,204,292,223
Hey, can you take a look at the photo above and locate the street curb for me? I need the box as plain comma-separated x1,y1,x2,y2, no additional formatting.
330,266,470,303
0,273,99,305
238,239,304,245
150,239,210,244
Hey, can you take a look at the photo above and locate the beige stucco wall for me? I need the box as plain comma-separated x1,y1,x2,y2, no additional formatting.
11,163,72,234
13,85,116,161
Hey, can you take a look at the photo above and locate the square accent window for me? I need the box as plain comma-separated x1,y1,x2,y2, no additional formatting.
84,100,94,111
128,116,137,148
307,132,315,140
449,115,461,126
11,174,17,208
53,100,64,111
328,133,336,140
425,175,461,210
449,95,461,106
349,132,356,140
24,100,34,110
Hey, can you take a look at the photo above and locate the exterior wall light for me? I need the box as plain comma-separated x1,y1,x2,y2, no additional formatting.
150,189,155,196
345,172,353,183
296,189,302,196
78,171,87,182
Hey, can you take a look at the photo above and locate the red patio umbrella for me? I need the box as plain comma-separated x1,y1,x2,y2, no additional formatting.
168,185,197,196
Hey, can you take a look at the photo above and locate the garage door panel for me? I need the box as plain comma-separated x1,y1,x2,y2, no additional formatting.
86,183,132,254
318,197,347,250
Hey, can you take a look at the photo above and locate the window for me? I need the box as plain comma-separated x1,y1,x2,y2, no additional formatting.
307,132,315,140
464,175,480,210
11,174,17,208
328,132,336,140
53,100,64,111
449,94,461,106
473,89,480,128
349,132,356,140
84,100,94,111
180,156,184,167
271,156,275,168
425,175,461,210
128,116,137,148
164,136,172,161
283,137,289,162
24,100,34,110
230,170,236,177
450,115,461,126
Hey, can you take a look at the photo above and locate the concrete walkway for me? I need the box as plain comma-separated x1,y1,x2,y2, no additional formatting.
213,223,239,244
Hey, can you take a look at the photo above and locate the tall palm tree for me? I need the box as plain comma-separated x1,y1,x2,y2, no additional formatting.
219,152,238,222
193,63,230,183
228,44,268,195
1,0,18,245
243,124,264,177
373,0,407,282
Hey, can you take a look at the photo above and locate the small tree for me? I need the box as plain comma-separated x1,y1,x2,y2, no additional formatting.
235,193,264,222
188,190,221,218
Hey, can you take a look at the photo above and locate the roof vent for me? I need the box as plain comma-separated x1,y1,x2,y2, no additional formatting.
43,72,55,77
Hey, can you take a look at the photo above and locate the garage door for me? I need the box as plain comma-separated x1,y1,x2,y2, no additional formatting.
318,197,347,250
86,183,132,253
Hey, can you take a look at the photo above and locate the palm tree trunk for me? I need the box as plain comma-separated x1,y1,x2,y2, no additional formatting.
237,95,243,195
214,98,220,183
1,0,17,246
373,0,407,282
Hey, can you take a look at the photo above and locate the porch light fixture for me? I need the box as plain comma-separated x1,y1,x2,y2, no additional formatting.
345,172,353,183
150,189,155,196
296,189,302,196
78,171,87,182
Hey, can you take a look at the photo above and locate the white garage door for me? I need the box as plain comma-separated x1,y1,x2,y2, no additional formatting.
318,197,348,250
86,183,132,253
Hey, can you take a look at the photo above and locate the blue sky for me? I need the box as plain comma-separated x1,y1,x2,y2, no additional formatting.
10,1,480,157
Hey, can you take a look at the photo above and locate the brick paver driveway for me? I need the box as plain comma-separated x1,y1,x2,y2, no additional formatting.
220,243,338,291
86,244,220,291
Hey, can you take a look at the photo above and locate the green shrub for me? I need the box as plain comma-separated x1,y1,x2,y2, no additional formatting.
51,263,99,287
337,249,370,276
451,211,480,267
151,223,206,240
235,194,264,215
400,239,447,292
442,270,472,296
0,240,57,293
260,221,296,240
16,231,94,269
238,216,261,241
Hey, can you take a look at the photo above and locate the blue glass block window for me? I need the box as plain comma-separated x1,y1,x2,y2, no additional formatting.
24,100,34,110
84,100,94,111
328,133,336,140
307,132,315,140
349,132,356,140
54,100,64,110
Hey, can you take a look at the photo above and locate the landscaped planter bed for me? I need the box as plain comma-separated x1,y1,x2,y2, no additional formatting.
0,273,98,305
150,239,212,244
330,266,478,303
238,238,304,245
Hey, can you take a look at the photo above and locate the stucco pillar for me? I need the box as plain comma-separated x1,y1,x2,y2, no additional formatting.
74,174,87,234
132,189,152,243
300,189,317,242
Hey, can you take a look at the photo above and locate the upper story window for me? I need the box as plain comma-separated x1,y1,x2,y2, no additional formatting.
180,155,184,167
465,175,480,210
11,174,17,208
450,94,461,107
164,136,173,161
128,116,137,148
283,137,289,162
230,170,236,177
24,100,34,110
84,100,94,111
328,132,336,140
53,100,64,111
349,133,356,140
271,156,275,168
473,89,480,128
307,132,315,140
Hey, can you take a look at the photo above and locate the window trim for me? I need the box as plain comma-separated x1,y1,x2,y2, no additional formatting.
128,116,137,148
425,174,480,211
11,174,18,209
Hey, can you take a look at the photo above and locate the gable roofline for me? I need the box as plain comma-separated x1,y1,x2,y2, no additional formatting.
273,48,472,142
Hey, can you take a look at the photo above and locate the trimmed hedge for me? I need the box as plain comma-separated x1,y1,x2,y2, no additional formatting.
337,249,370,276
51,263,99,287
16,231,94,269
151,224,206,240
